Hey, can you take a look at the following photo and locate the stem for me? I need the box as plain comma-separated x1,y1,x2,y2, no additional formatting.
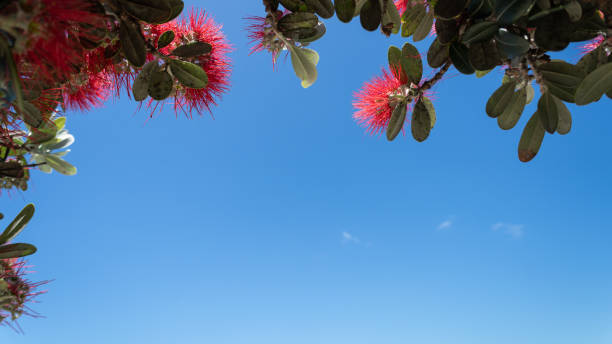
527,55,546,93
418,61,451,94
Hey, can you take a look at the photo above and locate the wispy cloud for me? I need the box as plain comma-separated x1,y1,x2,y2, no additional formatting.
342,231,360,244
437,220,453,230
492,222,524,238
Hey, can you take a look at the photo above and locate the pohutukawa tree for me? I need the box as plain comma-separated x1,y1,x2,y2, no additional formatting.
0,0,611,330
248,0,612,162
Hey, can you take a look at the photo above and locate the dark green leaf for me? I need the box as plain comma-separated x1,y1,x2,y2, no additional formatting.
468,40,500,71
132,61,157,101
495,30,529,58
0,204,34,245
119,0,172,24
0,243,37,259
497,87,527,130
157,30,175,49
304,0,334,18
537,91,559,133
386,99,408,141
119,19,146,67
518,111,545,162
169,60,209,89
486,80,516,118
575,62,612,105
401,3,426,37
335,0,356,22
360,0,382,31
413,10,434,42
171,42,212,58
449,42,474,74
461,21,498,44
148,69,174,100
495,0,536,24
19,101,42,128
411,98,433,142
388,45,408,84
401,42,423,84
434,0,468,19
556,98,571,135
427,38,449,69
167,0,184,21
538,61,585,103
434,18,458,44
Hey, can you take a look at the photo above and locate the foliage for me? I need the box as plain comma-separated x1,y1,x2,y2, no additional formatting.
249,0,612,162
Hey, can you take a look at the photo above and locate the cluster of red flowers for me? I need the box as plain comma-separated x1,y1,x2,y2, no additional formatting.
0,258,46,331
2,0,231,118
148,10,232,116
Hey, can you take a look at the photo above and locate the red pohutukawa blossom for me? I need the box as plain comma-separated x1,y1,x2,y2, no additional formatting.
580,35,605,54
0,258,47,331
245,12,287,68
353,68,406,135
15,0,106,85
148,10,232,116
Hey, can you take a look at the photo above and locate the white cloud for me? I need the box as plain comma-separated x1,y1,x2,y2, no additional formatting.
492,222,524,238
342,231,360,244
437,220,453,230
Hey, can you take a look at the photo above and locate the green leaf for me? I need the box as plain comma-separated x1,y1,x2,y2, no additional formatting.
537,91,559,133
295,22,327,43
171,42,212,58
518,111,545,162
119,0,172,24
45,154,77,175
539,61,585,103
411,98,434,142
169,60,208,89
486,80,516,118
495,0,536,24
401,3,426,37
449,42,474,74
304,0,335,18
575,62,612,105
54,117,66,131
495,30,529,58
525,82,535,104
461,21,498,44
157,30,175,49
335,0,356,22
280,0,309,12
148,69,174,100
388,45,408,84
288,46,319,88
278,12,319,33
386,99,408,141
468,40,500,71
119,19,146,67
421,96,436,129
556,98,572,135
382,0,402,35
564,0,582,22
427,38,449,69
497,87,527,130
19,101,43,128
413,10,434,42
576,46,606,75
0,204,34,245
167,0,184,21
434,17,459,44
401,42,423,84
132,61,157,101
360,0,382,31
434,0,468,19
0,243,37,259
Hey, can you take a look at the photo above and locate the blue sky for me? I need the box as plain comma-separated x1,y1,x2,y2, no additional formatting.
2,1,612,343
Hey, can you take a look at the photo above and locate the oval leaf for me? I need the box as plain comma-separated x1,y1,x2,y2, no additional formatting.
169,60,209,89
0,204,34,245
518,111,546,162
0,243,37,259
575,62,612,105
387,100,408,141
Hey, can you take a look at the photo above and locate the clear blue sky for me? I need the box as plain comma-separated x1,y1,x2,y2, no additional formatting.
2,1,612,343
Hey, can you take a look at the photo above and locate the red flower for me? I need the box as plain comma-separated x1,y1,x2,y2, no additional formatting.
580,35,605,54
148,9,232,117
245,13,286,68
353,68,406,135
0,258,47,331
16,0,106,85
